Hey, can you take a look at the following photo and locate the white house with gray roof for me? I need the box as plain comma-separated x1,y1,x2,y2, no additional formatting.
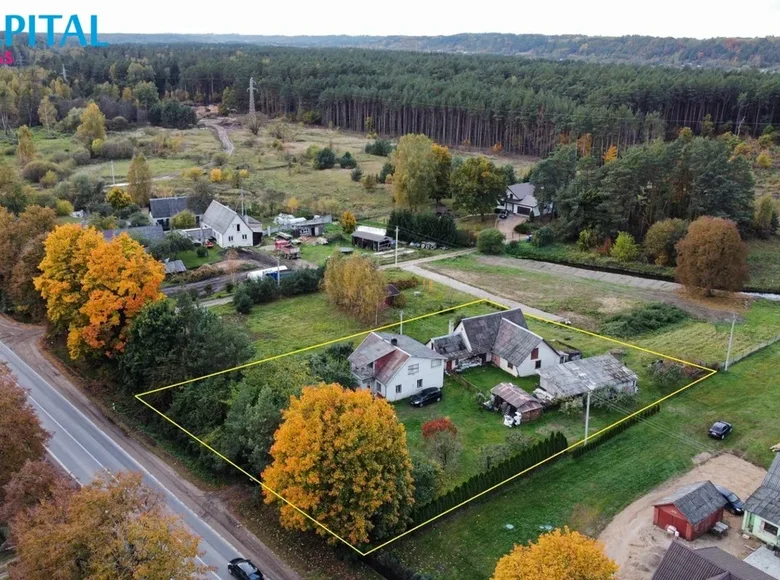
349,333,446,402
496,183,547,217
427,308,564,376
743,454,780,548
201,200,262,248
149,196,201,230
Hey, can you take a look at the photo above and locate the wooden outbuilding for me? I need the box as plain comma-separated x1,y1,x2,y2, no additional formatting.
653,481,727,541
490,382,544,423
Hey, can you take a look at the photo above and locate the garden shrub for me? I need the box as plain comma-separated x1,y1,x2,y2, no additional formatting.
600,303,688,338
55,199,74,216
393,276,421,290
531,225,555,247
364,139,393,156
196,246,209,258
339,152,358,169
314,147,336,170
71,148,91,166
40,170,59,188
233,289,253,314
577,228,601,251
212,152,228,166
99,138,134,160
650,360,685,388
514,222,531,235
611,232,640,262
107,116,129,131
477,228,505,254
350,167,363,182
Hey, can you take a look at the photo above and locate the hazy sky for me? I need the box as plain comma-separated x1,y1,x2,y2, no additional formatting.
19,0,780,38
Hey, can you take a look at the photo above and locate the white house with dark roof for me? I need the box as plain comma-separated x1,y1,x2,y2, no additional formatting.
201,200,262,248
427,308,564,376
149,196,201,230
743,454,780,548
496,183,546,217
349,333,446,402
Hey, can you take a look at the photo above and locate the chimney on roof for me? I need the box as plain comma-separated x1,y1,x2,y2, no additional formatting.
391,338,398,346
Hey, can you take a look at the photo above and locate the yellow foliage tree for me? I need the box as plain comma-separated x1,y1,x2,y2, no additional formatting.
341,210,357,234
756,150,772,169
35,225,164,359
70,233,164,358
285,197,300,214
431,143,452,202
182,167,203,181
75,102,106,154
37,97,57,136
391,134,436,211
603,145,618,163
209,168,223,183
323,252,387,324
11,472,209,578
105,186,132,209
127,153,152,206
16,125,36,167
262,384,414,546
492,527,618,580
34,224,104,334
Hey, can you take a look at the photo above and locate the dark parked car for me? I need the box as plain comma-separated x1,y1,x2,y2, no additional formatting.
708,421,733,439
715,485,745,515
410,387,442,407
498,210,508,219
228,558,264,580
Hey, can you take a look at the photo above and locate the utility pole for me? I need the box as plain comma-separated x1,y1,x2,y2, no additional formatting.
276,256,281,288
111,160,115,185
395,225,399,266
247,77,257,115
584,387,594,444
725,312,736,371
399,310,404,335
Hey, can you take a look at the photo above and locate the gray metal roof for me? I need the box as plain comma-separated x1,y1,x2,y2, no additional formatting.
352,231,391,243
149,196,191,219
385,284,401,298
202,200,246,236
491,320,544,367
764,454,780,492
375,350,410,385
652,541,774,580
458,308,528,355
102,224,165,243
506,183,535,202
375,333,447,360
164,259,187,274
745,455,780,523
428,334,470,360
537,354,638,399
348,333,396,367
654,481,727,526
491,383,543,414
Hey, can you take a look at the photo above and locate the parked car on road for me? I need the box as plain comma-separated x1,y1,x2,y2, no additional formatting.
410,387,442,407
228,558,264,580
715,485,745,515
708,421,733,440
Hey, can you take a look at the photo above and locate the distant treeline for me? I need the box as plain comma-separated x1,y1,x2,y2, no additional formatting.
23,32,780,70
12,43,780,157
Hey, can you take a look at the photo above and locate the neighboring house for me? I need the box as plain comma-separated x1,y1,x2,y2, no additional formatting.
490,383,544,423
534,353,638,403
352,230,393,251
149,196,201,230
349,332,447,402
427,308,564,376
652,540,774,580
652,481,727,541
201,200,262,248
743,454,780,548
496,183,546,217
291,216,331,238
102,224,165,243
163,259,187,275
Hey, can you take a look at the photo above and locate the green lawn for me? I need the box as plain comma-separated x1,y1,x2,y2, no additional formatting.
746,237,780,292
387,342,780,578
178,249,223,269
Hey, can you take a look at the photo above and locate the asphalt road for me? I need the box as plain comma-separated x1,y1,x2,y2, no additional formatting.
0,340,276,579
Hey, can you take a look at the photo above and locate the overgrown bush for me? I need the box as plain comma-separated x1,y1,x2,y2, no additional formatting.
514,222,531,235
611,232,640,262
531,225,555,247
233,288,253,314
71,148,91,166
364,139,393,156
99,138,134,160
55,199,74,216
212,152,228,166
22,160,63,183
600,303,688,338
107,116,129,131
477,228,505,254
388,209,474,248
148,100,197,129
314,147,336,170
339,152,358,169
650,360,685,388
196,246,208,258
378,161,394,183
40,170,59,188
279,267,324,297
576,228,601,251
350,167,363,182
393,276,421,290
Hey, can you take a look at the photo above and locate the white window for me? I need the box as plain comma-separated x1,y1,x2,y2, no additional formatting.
242,234,247,240
228,236,233,242
431,359,441,368
416,378,423,389
408,364,419,375
395,384,402,394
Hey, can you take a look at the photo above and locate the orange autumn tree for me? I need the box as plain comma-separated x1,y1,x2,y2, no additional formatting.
262,383,415,546
492,526,618,580
35,225,164,359
10,472,209,579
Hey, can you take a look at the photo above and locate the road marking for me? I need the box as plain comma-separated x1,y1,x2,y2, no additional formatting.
0,342,234,580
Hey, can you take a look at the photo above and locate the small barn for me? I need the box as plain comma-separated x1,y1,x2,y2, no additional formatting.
535,354,638,403
352,230,393,251
163,259,187,275
653,481,727,541
384,284,401,306
490,383,544,423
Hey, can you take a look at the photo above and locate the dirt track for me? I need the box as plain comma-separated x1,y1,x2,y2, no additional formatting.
598,453,766,579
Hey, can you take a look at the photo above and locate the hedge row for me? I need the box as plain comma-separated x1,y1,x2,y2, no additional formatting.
412,432,568,525
364,552,434,580
572,404,661,459
387,209,475,248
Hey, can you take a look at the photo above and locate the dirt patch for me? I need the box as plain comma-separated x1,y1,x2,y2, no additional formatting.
598,453,767,580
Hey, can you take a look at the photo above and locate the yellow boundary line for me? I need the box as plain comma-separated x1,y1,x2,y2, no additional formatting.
136,298,718,556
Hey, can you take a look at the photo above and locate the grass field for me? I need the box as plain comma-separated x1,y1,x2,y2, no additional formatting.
387,341,780,578
177,248,223,269
746,237,780,292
